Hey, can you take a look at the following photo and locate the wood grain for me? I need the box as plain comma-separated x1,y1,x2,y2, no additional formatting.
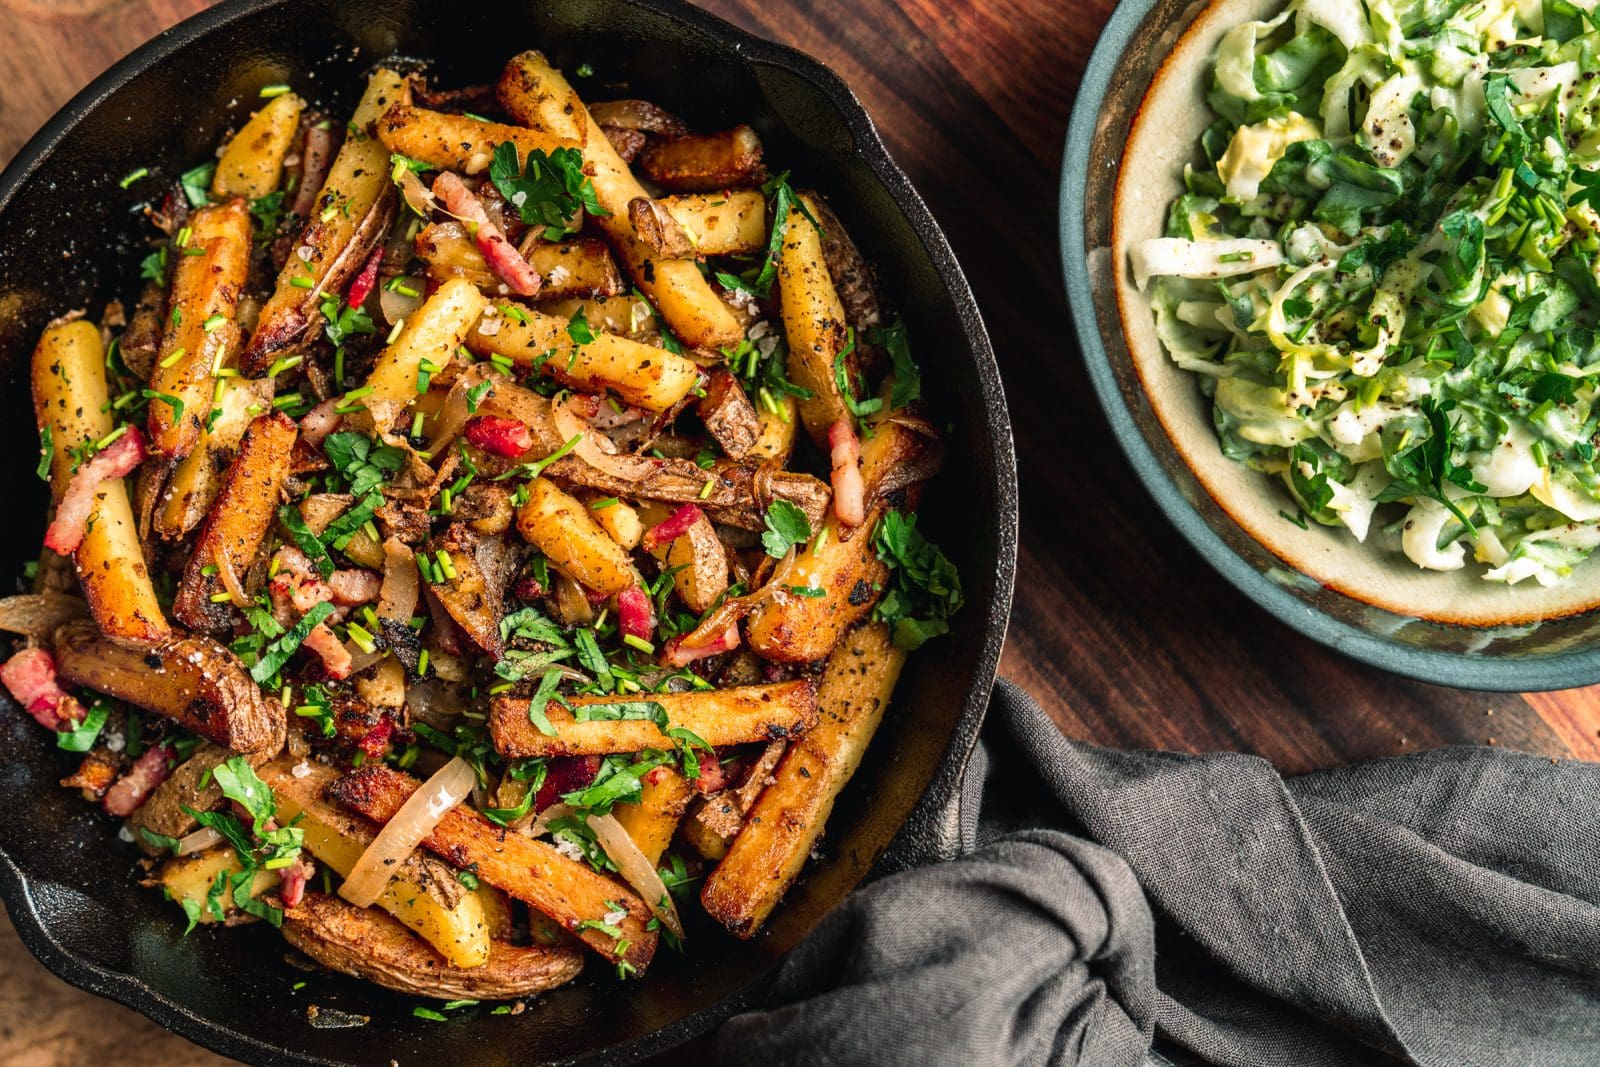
4,0,1600,1062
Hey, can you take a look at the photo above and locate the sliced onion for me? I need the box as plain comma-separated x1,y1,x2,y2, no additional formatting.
396,166,437,219
552,396,631,473
377,539,420,623
404,677,467,726
175,825,225,856
518,800,572,837
587,811,683,939
0,593,88,641
427,364,497,456
214,545,250,608
339,755,476,908
379,274,426,326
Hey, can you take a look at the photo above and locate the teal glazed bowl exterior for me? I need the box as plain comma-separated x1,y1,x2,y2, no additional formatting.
1063,0,1600,690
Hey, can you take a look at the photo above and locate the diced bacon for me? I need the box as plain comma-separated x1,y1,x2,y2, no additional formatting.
104,743,175,817
303,623,353,680
536,755,603,811
828,418,866,527
463,415,534,458
271,546,334,615
346,243,385,310
328,568,382,606
357,715,396,759
432,171,540,296
277,856,314,909
0,647,82,731
299,398,343,447
511,575,545,601
660,623,740,668
641,503,703,551
617,587,655,643
43,427,147,555
690,748,730,794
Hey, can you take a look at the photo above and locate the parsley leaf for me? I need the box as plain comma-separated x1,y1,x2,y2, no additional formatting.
36,425,52,482
248,191,286,237
747,171,822,297
249,601,337,683
487,143,606,240
142,389,185,425
870,317,921,409
56,702,109,752
278,504,334,578
760,499,813,558
526,668,567,737
567,306,595,345
323,431,405,496
179,162,215,207
872,510,963,650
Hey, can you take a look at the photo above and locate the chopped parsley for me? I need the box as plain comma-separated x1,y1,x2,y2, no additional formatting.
487,143,606,240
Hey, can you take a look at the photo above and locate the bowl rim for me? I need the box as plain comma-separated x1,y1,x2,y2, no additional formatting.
0,0,1019,1061
1061,0,1600,692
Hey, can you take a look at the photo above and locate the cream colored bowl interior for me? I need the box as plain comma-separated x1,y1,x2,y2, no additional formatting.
1112,0,1600,625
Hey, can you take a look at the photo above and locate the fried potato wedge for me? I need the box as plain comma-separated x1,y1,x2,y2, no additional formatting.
702,623,905,937
360,277,486,434
747,417,939,663
515,477,641,596
465,304,700,413
418,223,622,300
496,51,743,351
31,320,168,642
421,521,514,657
172,411,297,633
283,892,583,999
148,199,252,461
638,125,766,193
375,103,580,175
638,500,728,615
54,620,284,753
586,495,643,550
613,768,693,867
155,377,275,539
242,68,404,374
328,764,658,971
683,739,787,862
658,190,767,256
748,394,799,464
535,294,657,338
157,847,277,924
262,760,493,968
776,192,856,449
212,92,304,199
489,679,817,759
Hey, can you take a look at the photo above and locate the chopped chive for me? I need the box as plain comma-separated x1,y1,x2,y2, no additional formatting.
589,497,619,510
436,550,457,581
622,634,654,653
388,318,405,344
410,411,425,438
259,84,291,98
210,591,234,603
417,649,430,676
118,167,149,189
159,347,187,368
202,313,226,333
289,275,314,289
698,479,715,500
346,623,377,654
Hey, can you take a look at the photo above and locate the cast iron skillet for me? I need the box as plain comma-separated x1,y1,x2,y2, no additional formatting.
0,0,1016,1062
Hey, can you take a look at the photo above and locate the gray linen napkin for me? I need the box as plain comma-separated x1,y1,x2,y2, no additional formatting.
717,680,1600,1066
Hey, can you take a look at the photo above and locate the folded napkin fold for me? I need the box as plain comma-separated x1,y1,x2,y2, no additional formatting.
719,680,1600,1066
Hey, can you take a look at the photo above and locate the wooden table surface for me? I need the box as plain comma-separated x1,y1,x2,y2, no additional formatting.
4,0,1600,1061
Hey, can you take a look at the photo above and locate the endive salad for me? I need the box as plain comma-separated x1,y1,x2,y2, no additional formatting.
1135,0,1600,586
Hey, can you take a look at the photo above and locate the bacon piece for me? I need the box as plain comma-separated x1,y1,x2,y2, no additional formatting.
616,586,655,643
535,755,602,811
827,418,866,527
690,748,730,795
357,714,396,760
304,623,353,680
511,575,545,601
278,856,314,909
0,647,82,730
104,742,176,817
43,427,147,555
660,623,740,668
432,172,540,297
346,243,385,310
463,415,534,458
640,503,703,552
328,568,382,606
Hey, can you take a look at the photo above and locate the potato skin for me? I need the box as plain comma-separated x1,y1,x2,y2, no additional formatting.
283,892,583,1000
488,679,819,759
702,623,905,937
374,104,580,175
638,500,728,615
31,320,168,642
54,620,284,753
172,411,297,633
638,125,766,193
